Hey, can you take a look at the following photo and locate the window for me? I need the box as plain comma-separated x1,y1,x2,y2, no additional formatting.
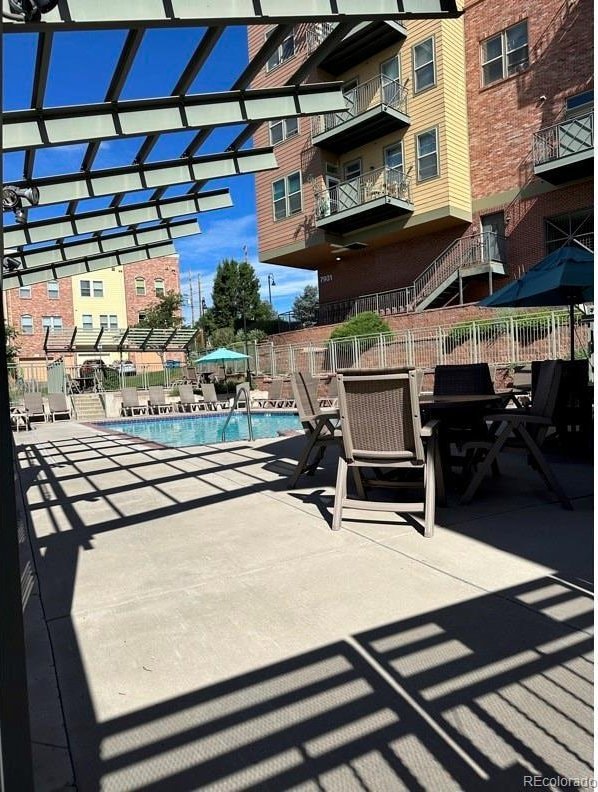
266,28,295,72
135,277,146,296
19,285,31,299
154,278,165,297
93,280,104,297
80,280,91,297
269,117,299,146
99,314,118,329
138,311,147,323
20,315,33,334
566,90,593,119
82,315,93,329
47,280,59,299
481,21,528,86
272,172,302,220
42,316,63,330
545,209,593,254
417,128,439,181
412,37,436,93
384,142,404,171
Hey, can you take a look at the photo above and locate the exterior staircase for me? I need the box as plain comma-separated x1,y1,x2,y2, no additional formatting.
71,392,106,422
317,231,508,324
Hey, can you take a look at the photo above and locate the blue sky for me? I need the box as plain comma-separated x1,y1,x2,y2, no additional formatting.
2,26,317,320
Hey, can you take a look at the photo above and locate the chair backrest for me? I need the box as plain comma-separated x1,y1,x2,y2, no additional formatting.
121,387,140,408
201,383,219,403
326,375,338,399
24,392,44,413
290,373,320,427
48,393,68,412
267,379,283,399
179,384,195,404
236,382,250,398
184,366,198,383
337,368,424,464
531,360,563,419
433,363,494,396
148,386,166,405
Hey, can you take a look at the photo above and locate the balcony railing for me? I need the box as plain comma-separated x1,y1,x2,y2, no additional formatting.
533,112,593,166
306,21,338,53
312,74,408,138
314,166,412,221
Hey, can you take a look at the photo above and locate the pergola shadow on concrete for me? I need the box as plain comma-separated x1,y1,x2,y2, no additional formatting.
1,2,462,787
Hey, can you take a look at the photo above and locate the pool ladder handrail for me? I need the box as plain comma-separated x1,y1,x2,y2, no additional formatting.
221,385,254,442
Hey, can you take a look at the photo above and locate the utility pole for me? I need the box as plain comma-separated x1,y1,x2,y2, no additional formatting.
187,270,195,325
197,275,203,319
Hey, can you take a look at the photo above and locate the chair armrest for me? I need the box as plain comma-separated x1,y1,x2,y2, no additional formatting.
421,419,440,437
486,412,552,425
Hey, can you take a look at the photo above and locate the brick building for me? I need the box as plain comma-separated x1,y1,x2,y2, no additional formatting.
249,0,593,323
3,254,181,363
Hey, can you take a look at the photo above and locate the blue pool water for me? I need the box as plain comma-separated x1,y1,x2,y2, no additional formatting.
96,411,302,447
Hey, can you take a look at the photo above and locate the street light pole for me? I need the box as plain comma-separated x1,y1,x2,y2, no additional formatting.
267,273,276,305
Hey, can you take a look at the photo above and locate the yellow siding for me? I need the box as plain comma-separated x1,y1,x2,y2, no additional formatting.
71,266,128,330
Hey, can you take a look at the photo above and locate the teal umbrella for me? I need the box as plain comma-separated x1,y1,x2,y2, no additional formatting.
479,245,593,359
194,347,250,394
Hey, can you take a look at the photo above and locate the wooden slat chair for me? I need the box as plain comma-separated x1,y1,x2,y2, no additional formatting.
200,383,229,411
461,360,571,509
24,392,47,422
121,388,147,416
148,386,172,415
287,372,342,488
333,368,439,537
48,393,72,421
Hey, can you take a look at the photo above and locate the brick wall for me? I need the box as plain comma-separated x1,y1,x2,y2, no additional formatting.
4,280,74,361
123,255,181,326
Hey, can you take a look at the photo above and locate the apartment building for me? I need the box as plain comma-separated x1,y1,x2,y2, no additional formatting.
4,254,181,363
249,0,593,324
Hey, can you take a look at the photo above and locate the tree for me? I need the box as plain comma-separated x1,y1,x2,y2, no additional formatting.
292,284,319,326
212,258,261,327
4,324,19,366
136,290,184,328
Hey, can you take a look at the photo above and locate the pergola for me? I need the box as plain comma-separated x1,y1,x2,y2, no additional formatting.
43,325,200,354
0,2,462,787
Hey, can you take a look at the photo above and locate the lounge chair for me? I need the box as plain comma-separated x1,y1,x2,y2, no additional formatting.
332,368,439,537
148,386,172,415
121,388,147,416
235,382,250,407
318,374,338,408
287,372,342,488
24,392,47,422
178,384,202,413
461,359,571,509
200,383,229,411
182,366,199,386
48,393,72,421
256,378,292,408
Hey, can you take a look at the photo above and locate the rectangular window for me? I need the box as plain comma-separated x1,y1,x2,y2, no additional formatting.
269,117,299,146
19,285,31,299
47,280,59,299
42,316,63,330
566,90,593,119
266,29,295,72
82,314,93,329
417,128,439,181
413,37,436,93
154,280,165,297
272,171,302,220
80,280,91,297
20,315,33,335
92,280,104,297
109,315,118,329
135,277,146,296
99,314,108,328
481,21,529,86
384,142,404,171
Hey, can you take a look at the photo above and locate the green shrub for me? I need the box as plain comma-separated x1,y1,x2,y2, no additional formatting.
329,311,391,341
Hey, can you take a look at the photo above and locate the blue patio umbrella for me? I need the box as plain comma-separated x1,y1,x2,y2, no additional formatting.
479,245,594,359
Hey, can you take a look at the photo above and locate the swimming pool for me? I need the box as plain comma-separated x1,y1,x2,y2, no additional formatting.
95,411,302,447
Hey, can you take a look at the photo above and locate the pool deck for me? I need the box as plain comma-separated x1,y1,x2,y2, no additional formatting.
15,419,594,791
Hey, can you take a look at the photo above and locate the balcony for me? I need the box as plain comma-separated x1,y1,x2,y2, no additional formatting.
533,112,593,184
314,166,413,234
311,75,409,153
306,21,407,76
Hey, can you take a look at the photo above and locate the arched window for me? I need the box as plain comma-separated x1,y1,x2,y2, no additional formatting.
154,278,165,297
135,277,146,296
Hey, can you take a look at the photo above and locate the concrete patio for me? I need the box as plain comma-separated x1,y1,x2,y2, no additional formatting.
16,419,593,791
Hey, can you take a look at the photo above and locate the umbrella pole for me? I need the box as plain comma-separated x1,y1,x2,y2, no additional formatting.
570,302,575,361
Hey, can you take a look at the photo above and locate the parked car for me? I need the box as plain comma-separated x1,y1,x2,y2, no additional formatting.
111,360,137,375
164,359,182,369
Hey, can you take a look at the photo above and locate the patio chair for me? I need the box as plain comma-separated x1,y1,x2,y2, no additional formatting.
182,366,199,386
332,368,439,537
121,388,147,417
287,372,342,488
318,374,338,408
24,392,47,422
433,363,494,396
200,383,229,411
234,382,251,408
260,378,293,408
177,384,202,413
48,393,72,421
461,359,572,509
148,386,172,415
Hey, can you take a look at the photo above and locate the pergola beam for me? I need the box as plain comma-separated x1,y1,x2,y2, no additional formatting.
3,240,177,289
9,219,199,270
3,83,344,152
4,189,231,248
3,2,462,32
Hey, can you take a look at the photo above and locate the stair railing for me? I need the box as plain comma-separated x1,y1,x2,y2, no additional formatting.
221,386,254,442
